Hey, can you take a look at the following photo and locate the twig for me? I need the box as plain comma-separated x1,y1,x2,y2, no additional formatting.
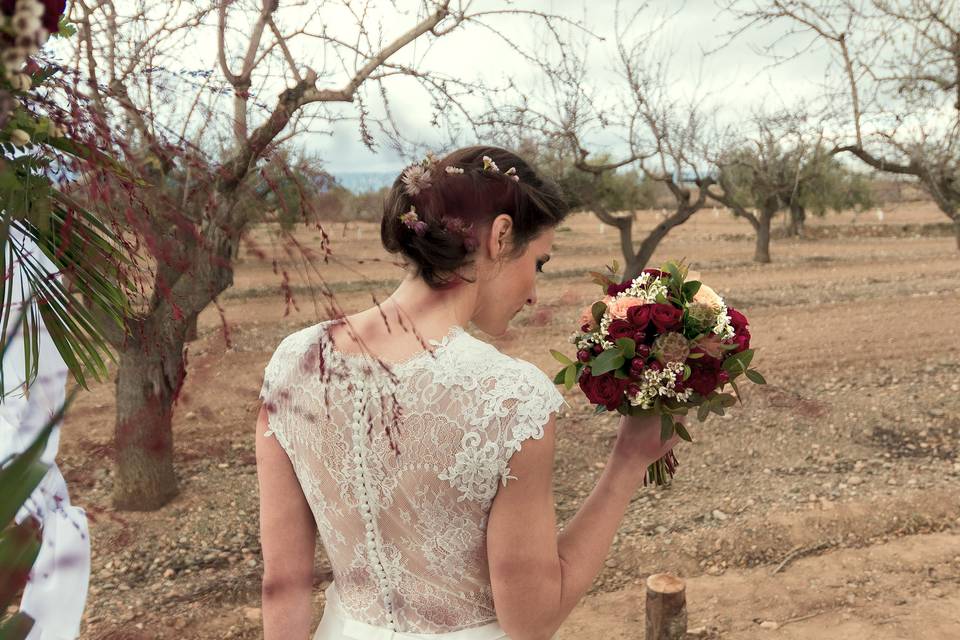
771,542,831,575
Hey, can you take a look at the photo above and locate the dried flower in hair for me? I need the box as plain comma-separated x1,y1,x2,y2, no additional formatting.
445,165,464,174
400,206,428,236
504,166,519,182
401,164,433,196
482,155,499,173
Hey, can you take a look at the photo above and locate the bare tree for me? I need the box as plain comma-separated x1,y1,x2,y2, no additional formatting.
703,111,871,262
724,0,960,249
68,0,579,510
481,2,715,280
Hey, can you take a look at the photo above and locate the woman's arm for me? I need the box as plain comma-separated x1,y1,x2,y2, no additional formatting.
487,412,679,640
256,404,317,639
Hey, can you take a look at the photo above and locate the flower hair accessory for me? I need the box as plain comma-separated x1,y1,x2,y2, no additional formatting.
401,164,432,196
441,216,480,252
400,206,428,236
482,155,499,173
504,166,519,182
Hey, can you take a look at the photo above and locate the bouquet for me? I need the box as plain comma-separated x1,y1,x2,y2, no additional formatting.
551,259,766,485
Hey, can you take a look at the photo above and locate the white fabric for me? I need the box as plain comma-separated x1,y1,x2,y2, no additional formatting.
314,582,509,640
260,319,567,635
0,226,90,639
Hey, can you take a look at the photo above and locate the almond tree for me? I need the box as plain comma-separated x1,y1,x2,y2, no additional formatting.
483,3,714,280
724,0,960,249
69,0,578,510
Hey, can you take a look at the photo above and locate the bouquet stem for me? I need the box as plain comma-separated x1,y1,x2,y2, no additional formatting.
643,450,679,487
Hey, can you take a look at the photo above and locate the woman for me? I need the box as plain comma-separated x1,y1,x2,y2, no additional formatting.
256,145,681,640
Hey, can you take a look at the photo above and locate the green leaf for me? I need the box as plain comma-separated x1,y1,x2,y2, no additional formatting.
745,369,766,385
718,393,737,408
614,337,635,358
590,349,625,376
553,368,566,385
687,352,704,359
675,421,693,442
594,404,607,415
613,368,631,379
722,351,751,374
564,364,576,389
683,364,691,381
591,301,607,325
550,349,574,366
729,378,743,404
660,414,674,442
0,609,35,638
682,280,702,301
697,402,710,421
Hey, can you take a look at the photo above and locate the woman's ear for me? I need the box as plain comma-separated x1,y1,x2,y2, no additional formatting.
486,214,513,261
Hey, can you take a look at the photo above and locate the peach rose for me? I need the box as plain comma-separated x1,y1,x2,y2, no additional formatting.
693,284,723,312
606,296,647,320
579,304,598,331
580,295,616,330
693,333,724,358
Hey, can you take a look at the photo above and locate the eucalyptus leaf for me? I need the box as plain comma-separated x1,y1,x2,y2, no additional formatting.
614,337,635,358
591,301,607,325
564,364,576,389
590,349,624,375
659,414,674,442
697,402,710,421
550,349,573,366
675,421,693,442
745,369,766,385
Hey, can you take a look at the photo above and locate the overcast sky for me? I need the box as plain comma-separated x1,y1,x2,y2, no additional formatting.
304,0,835,174
60,1,837,176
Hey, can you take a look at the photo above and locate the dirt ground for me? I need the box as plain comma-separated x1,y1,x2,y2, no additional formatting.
49,201,959,638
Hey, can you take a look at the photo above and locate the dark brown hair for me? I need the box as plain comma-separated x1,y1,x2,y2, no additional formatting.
380,145,569,289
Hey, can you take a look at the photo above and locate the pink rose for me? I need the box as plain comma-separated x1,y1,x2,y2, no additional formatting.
606,296,647,320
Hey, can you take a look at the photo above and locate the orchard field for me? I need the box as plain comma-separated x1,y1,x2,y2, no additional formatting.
58,202,960,638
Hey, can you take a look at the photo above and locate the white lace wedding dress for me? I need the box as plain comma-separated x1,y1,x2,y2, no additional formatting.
259,319,567,639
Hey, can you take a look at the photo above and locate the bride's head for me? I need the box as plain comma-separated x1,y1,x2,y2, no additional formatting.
381,145,569,336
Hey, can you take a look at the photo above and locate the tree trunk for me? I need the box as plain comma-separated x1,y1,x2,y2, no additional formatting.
785,202,805,238
111,329,187,510
754,210,773,263
645,573,687,640
954,217,960,252
624,206,700,281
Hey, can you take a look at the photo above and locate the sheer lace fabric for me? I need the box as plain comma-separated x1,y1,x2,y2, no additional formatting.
259,320,567,633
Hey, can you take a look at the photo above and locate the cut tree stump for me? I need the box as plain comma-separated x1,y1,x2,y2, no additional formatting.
645,573,687,640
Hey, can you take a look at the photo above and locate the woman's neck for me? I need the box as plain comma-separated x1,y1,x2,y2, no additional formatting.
379,273,477,333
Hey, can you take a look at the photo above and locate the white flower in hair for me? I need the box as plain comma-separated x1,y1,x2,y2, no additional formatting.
445,165,464,174
482,156,500,173
401,164,433,196
504,167,519,182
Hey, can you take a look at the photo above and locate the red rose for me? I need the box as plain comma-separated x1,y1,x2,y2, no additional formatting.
578,370,629,411
687,366,719,396
626,303,652,329
650,303,683,333
607,319,635,340
727,307,751,353
606,280,632,296
643,268,669,279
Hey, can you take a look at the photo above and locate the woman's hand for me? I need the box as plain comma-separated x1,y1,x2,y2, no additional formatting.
612,413,683,470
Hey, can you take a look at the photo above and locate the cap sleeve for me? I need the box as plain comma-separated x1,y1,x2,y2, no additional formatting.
259,336,295,456
498,360,568,485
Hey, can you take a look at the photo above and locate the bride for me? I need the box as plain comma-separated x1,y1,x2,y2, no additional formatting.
256,145,681,639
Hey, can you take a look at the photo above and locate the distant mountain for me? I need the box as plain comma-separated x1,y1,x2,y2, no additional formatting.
333,171,398,194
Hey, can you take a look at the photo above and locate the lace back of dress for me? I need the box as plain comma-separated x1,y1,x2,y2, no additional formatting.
259,320,567,633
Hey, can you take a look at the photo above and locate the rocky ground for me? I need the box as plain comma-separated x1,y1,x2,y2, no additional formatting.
39,201,960,638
